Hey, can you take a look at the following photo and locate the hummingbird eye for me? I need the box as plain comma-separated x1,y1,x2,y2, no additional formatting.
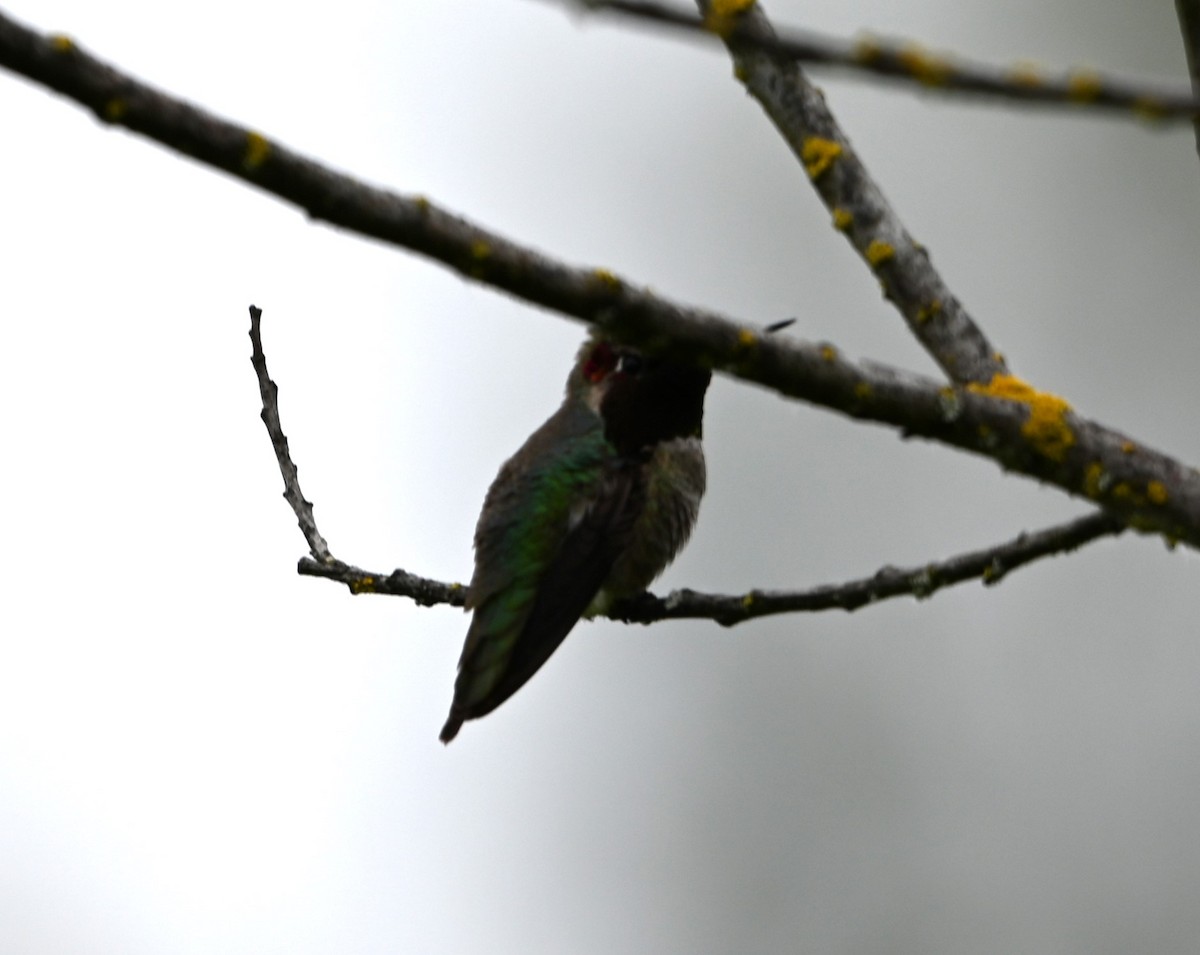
616,353,643,376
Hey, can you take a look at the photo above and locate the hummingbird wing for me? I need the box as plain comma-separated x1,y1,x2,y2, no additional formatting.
440,422,645,743
488,458,643,697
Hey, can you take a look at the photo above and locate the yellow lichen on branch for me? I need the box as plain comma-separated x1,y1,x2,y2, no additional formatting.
591,268,622,293
1007,61,1044,88
732,328,758,356
915,300,943,325
1067,71,1103,103
801,137,842,180
467,239,492,278
704,0,757,37
852,36,883,65
967,373,1075,462
896,44,952,86
243,132,272,170
865,240,895,267
1084,464,1168,508
709,0,756,15
1133,97,1168,121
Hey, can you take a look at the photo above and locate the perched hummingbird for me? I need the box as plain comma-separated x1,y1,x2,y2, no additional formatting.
440,332,711,743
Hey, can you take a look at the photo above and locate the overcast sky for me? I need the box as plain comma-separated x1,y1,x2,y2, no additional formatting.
3,1,1199,952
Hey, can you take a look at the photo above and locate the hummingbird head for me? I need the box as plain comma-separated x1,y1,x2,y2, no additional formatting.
570,334,711,456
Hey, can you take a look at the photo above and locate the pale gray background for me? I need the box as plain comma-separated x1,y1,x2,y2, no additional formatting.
2,1,1198,952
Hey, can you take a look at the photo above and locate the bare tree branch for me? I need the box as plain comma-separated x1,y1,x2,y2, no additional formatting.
567,0,1200,122
1176,0,1200,156
612,511,1126,626
298,556,468,607
249,304,467,602
5,11,1200,546
249,305,332,564
251,306,1124,622
690,0,1006,386
295,513,1124,626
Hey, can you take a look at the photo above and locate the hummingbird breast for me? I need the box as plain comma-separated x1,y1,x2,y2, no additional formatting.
588,434,706,614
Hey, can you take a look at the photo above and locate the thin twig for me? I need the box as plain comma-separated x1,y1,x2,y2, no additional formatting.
249,305,332,563
691,0,1007,386
5,11,1200,543
570,0,1200,121
298,556,468,607
293,509,1124,626
611,511,1126,626
250,305,468,598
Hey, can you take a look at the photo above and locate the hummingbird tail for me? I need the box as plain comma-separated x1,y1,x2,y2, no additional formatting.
439,709,464,744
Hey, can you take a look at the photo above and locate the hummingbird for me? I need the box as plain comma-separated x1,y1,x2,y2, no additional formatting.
440,332,711,743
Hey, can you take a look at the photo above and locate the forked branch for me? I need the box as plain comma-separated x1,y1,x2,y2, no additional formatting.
3,11,1198,543
570,0,1200,121
250,306,1125,626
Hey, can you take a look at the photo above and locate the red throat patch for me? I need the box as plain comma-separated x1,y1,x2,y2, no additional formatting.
582,342,617,383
